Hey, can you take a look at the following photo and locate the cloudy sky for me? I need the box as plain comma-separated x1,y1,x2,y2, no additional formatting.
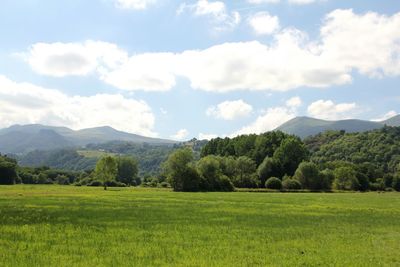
0,0,399,140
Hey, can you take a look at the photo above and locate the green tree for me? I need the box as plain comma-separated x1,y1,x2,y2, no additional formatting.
163,148,200,192
232,156,258,188
333,167,359,191
95,156,118,190
197,155,234,191
273,137,309,176
117,156,139,185
257,157,282,187
0,156,18,185
392,174,400,191
293,162,322,190
265,177,282,190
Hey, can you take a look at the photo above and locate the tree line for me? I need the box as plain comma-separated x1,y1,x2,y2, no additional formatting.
164,129,400,192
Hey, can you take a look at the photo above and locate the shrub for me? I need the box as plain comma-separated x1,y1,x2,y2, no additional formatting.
265,177,282,190
88,180,103,187
294,162,322,190
282,179,302,190
160,182,170,188
392,175,400,191
333,167,359,190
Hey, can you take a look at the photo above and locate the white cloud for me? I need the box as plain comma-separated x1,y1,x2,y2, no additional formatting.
286,96,302,108
177,0,241,31
232,97,301,136
206,100,253,120
248,12,280,35
247,0,280,3
288,0,318,5
22,10,400,93
102,52,176,92
114,0,157,10
233,107,296,136
198,133,219,140
171,129,189,140
372,111,398,122
0,75,156,136
25,41,128,77
307,100,358,120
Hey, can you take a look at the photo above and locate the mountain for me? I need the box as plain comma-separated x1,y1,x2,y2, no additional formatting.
0,124,176,154
382,115,400,126
276,115,400,139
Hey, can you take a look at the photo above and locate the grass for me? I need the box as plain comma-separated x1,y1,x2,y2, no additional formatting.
0,185,399,266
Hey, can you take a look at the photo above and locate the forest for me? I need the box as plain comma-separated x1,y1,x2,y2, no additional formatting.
1,127,400,192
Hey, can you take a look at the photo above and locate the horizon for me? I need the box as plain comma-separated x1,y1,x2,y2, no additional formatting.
1,0,399,140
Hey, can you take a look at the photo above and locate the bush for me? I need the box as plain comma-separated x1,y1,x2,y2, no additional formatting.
282,179,302,190
160,181,170,188
265,177,282,190
370,182,385,191
392,176,400,191
293,162,322,190
105,180,127,187
88,180,103,187
333,167,359,190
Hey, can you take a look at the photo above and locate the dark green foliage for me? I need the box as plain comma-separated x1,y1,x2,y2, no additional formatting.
306,127,400,176
94,156,118,190
392,175,400,191
273,137,309,176
293,162,322,190
197,155,234,192
164,148,200,192
20,149,97,171
201,131,290,165
116,156,138,185
232,156,258,188
333,167,360,190
0,155,18,185
265,177,282,190
282,178,302,190
257,157,282,187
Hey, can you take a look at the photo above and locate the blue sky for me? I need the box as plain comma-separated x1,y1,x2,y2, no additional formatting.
0,0,399,140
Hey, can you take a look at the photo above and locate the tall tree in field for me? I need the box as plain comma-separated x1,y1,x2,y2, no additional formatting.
273,137,309,176
117,156,138,185
95,156,118,190
163,148,200,192
0,155,18,185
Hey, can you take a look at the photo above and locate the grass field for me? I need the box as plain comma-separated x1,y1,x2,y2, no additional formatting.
0,186,399,266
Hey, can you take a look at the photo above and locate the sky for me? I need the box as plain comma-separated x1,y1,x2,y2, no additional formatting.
0,0,399,140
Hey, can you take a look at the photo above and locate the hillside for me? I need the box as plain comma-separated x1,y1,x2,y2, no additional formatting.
276,115,400,138
0,124,177,154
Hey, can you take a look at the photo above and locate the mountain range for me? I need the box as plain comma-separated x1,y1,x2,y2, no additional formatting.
0,124,176,154
1,114,399,154
276,115,400,138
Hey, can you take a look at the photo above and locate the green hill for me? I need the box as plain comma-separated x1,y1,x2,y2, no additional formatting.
276,115,400,138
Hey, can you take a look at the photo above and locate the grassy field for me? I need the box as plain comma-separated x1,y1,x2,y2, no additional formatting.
0,186,399,266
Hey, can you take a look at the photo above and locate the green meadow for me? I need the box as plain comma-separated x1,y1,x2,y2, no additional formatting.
0,186,399,266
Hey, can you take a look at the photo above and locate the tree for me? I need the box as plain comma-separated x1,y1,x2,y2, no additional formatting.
257,157,282,187
94,156,118,190
282,179,302,190
293,162,322,190
0,156,18,185
333,167,359,191
273,137,309,176
117,156,138,185
196,155,234,191
392,174,400,191
232,156,258,188
265,177,282,190
163,148,200,192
